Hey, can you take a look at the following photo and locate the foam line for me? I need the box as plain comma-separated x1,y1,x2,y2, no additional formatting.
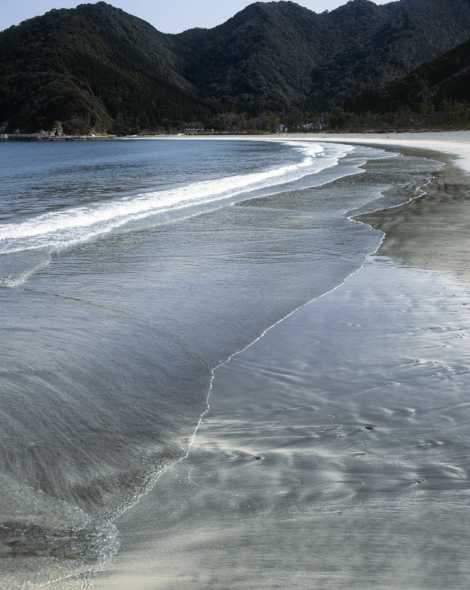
0,142,351,256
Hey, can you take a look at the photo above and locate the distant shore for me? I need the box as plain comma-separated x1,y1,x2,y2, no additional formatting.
0,133,117,141
145,130,470,175
4,128,470,176
3,129,470,162
309,131,470,173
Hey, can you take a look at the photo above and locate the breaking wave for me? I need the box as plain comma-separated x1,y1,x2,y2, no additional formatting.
0,142,351,255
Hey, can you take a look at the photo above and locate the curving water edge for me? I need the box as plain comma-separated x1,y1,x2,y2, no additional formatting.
0,141,356,290
74,142,438,588
0,139,441,589
0,142,344,254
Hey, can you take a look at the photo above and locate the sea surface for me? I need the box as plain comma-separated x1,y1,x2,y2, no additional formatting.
1,138,469,589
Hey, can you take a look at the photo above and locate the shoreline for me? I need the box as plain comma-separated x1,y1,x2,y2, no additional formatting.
129,131,470,174
164,128,468,172
91,135,470,590
307,133,470,281
0,133,117,141
3,131,469,589
4,129,470,176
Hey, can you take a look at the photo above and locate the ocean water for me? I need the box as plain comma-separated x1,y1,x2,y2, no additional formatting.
1,138,467,589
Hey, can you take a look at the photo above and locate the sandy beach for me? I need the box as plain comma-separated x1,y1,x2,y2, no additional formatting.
313,131,470,172
3,133,470,589
159,130,470,173
4,0,470,586
87,134,470,589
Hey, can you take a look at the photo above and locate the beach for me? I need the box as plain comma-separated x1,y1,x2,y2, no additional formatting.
314,131,470,172
95,134,470,589
1,133,470,589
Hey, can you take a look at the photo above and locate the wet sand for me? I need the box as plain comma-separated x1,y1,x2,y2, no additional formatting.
100,261,470,590
90,139,470,589
360,161,470,280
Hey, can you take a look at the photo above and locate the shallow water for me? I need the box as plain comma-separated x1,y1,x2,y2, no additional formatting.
1,138,461,588
100,260,470,590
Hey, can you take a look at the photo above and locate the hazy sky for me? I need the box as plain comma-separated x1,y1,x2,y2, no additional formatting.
1,0,392,33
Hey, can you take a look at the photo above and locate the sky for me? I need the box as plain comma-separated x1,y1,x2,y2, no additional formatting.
1,0,393,33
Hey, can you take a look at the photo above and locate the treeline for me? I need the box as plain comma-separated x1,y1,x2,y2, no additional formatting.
113,110,319,135
169,102,470,135
326,102,470,131
5,103,470,136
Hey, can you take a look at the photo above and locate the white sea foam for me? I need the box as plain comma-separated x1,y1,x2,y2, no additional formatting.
0,142,351,255
0,261,49,288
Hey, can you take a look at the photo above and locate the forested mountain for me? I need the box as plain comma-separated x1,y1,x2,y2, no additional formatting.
0,2,207,134
2,0,470,134
334,31,470,130
352,33,470,112
180,0,470,113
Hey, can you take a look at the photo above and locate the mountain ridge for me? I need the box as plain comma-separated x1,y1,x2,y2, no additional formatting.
341,32,470,130
2,0,470,133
